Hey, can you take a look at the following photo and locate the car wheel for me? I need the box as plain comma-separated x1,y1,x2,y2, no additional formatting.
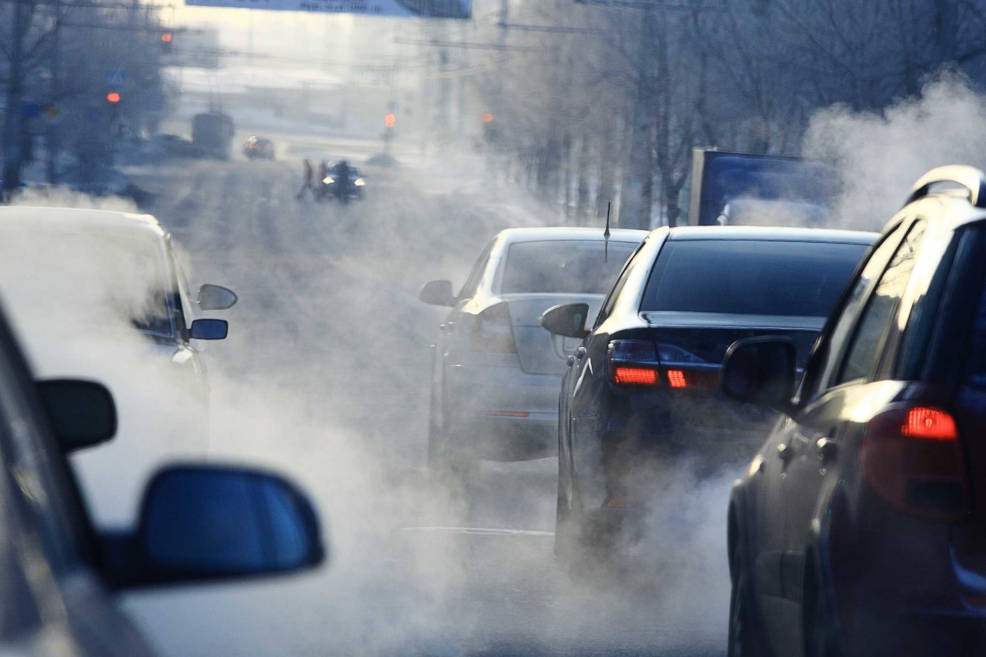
805,574,843,657
728,562,767,657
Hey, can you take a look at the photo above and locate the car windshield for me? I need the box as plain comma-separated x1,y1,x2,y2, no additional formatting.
0,225,174,339
499,240,638,294
641,239,868,316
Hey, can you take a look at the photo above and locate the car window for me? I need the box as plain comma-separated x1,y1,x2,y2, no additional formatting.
594,239,646,328
498,240,638,295
964,248,986,389
457,241,494,301
802,224,907,399
836,222,925,385
640,239,868,316
0,226,175,341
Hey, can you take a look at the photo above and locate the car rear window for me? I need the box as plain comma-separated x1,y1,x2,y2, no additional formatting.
641,239,868,316
499,240,639,294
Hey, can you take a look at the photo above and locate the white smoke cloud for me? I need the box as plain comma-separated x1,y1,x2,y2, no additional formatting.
804,74,986,230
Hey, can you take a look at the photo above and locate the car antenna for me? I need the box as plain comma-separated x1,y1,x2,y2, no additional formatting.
604,201,612,263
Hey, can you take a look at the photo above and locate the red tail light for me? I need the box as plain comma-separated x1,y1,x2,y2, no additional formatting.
666,369,687,388
901,407,958,441
861,406,969,520
613,367,659,385
608,340,719,388
470,302,516,353
608,340,661,386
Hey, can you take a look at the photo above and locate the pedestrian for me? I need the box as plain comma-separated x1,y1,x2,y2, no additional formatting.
296,159,315,200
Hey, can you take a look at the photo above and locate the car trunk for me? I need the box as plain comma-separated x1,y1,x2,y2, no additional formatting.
642,312,824,449
503,294,604,375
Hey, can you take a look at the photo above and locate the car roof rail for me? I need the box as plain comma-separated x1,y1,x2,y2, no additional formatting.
906,165,986,208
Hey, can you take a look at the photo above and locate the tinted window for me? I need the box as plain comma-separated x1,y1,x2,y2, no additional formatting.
457,242,493,300
640,239,867,316
965,258,986,388
837,222,924,384
594,240,647,328
802,225,906,398
499,240,638,295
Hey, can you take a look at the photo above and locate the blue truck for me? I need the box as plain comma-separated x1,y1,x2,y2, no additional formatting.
686,148,840,226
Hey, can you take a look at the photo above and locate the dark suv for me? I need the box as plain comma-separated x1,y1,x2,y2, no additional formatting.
723,166,986,657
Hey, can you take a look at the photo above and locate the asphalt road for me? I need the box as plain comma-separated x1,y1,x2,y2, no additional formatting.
112,144,733,657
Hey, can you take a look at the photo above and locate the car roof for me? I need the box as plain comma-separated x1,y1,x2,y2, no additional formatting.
496,226,648,244
663,225,877,244
0,206,166,237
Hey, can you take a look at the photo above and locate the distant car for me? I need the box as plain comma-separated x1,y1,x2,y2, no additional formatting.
320,161,364,203
544,226,876,562
723,166,986,657
191,111,234,160
0,296,323,657
244,135,275,160
419,227,647,478
0,207,238,524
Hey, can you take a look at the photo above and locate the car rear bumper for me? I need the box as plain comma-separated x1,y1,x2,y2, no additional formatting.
444,363,560,461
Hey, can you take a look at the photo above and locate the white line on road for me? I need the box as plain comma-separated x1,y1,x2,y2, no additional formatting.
399,526,555,537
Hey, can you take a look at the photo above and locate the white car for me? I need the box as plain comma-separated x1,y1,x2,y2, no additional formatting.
419,226,647,477
0,207,237,524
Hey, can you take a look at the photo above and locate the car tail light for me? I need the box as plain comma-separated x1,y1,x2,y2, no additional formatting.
608,340,660,386
608,340,719,388
901,407,958,440
861,406,969,520
470,302,516,353
613,367,659,385
666,369,687,388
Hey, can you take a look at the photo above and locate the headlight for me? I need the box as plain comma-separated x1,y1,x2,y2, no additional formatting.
354,178,366,187
322,176,335,184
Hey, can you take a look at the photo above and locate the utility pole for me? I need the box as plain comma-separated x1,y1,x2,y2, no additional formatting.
3,0,31,197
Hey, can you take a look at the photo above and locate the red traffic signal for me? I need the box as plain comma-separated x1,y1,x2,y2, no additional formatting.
106,92,121,104
384,113,396,128
482,112,494,124
160,32,173,43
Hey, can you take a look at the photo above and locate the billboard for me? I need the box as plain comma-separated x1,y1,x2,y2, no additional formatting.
183,0,471,17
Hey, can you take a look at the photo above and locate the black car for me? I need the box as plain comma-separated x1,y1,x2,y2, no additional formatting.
542,226,875,560
0,300,324,655
722,166,986,657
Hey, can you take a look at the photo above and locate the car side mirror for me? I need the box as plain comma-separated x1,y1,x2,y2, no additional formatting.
105,464,325,589
721,336,797,413
540,303,590,339
36,379,117,452
197,284,237,310
189,318,228,340
419,279,455,307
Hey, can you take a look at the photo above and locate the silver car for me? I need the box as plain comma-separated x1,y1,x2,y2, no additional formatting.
420,226,647,476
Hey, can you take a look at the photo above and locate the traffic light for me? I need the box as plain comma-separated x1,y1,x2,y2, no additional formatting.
106,92,121,104
384,113,396,128
482,112,494,124
160,31,173,52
